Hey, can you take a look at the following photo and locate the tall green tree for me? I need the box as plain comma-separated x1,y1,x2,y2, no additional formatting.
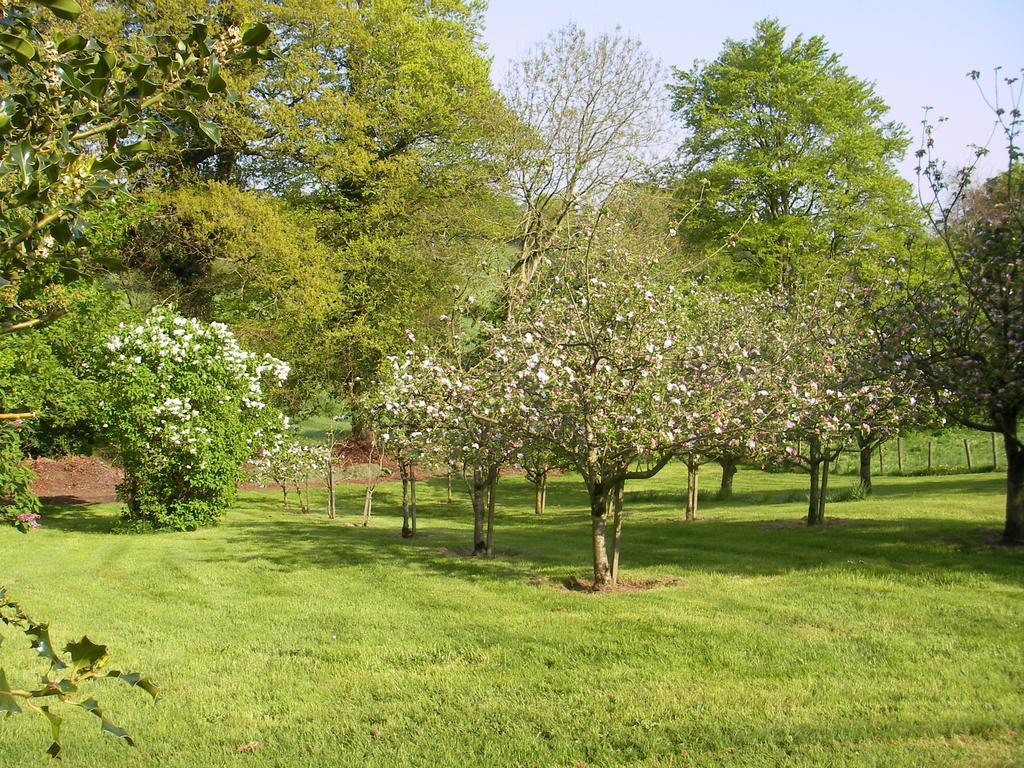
668,18,916,291
83,0,514,411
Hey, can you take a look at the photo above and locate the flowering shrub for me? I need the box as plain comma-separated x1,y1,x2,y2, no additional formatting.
96,309,289,531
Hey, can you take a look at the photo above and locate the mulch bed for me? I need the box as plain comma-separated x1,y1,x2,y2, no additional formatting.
27,455,122,505
25,436,416,507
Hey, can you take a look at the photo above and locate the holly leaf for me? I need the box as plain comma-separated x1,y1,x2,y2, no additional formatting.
34,0,83,21
207,58,226,94
196,119,221,145
0,33,37,66
0,669,23,714
57,34,87,54
240,23,272,47
26,622,67,670
65,636,110,673
121,139,153,156
107,670,160,700
78,698,135,747
41,706,62,759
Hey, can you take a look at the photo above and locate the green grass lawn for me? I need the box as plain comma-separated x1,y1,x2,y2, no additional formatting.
2,465,1022,767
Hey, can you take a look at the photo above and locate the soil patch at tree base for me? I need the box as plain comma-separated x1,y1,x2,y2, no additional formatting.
545,574,686,593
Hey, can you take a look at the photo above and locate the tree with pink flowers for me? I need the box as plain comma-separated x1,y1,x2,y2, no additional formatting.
880,72,1024,543
373,331,520,554
761,288,926,525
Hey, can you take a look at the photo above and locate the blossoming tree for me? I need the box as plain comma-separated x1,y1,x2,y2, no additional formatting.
494,220,783,585
881,73,1024,542
374,344,442,539
374,335,520,554
764,288,924,524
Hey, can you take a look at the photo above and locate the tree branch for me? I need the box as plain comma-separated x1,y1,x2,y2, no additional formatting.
0,309,67,335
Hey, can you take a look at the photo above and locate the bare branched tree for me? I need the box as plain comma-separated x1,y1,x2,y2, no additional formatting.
501,24,667,305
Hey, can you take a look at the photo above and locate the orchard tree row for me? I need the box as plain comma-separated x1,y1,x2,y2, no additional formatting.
371,208,924,585
1,2,1021,550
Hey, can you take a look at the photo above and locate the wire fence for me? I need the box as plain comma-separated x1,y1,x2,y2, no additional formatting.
830,429,1003,477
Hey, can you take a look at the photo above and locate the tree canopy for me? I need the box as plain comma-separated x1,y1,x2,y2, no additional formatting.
668,18,915,291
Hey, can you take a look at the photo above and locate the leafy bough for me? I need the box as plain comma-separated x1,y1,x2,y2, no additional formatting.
0,586,158,759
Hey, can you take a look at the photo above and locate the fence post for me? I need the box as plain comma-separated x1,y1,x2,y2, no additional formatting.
963,438,973,470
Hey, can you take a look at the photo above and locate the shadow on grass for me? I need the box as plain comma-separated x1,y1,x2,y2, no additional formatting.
39,502,120,534
867,475,1005,498
211,476,1024,588
35,473,1021,588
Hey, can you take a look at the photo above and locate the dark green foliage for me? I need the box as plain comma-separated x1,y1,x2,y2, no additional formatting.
0,426,39,528
0,0,273,331
0,281,133,456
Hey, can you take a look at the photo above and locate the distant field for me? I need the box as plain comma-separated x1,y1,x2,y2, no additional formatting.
1,466,1022,767
830,427,1007,477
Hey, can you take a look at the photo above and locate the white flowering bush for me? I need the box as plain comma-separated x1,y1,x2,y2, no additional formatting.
96,308,290,531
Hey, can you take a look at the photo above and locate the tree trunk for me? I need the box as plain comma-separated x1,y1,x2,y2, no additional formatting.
472,467,486,554
609,480,625,585
590,483,612,587
409,462,417,537
300,476,311,514
718,454,739,499
685,455,699,521
807,437,823,526
400,461,412,538
350,410,372,442
325,453,335,520
485,467,498,557
817,451,830,524
1003,431,1023,544
446,470,452,503
534,471,548,514
857,432,873,493
361,484,373,527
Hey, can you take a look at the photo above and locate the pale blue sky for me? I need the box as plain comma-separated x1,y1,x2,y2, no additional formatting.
480,0,1023,182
